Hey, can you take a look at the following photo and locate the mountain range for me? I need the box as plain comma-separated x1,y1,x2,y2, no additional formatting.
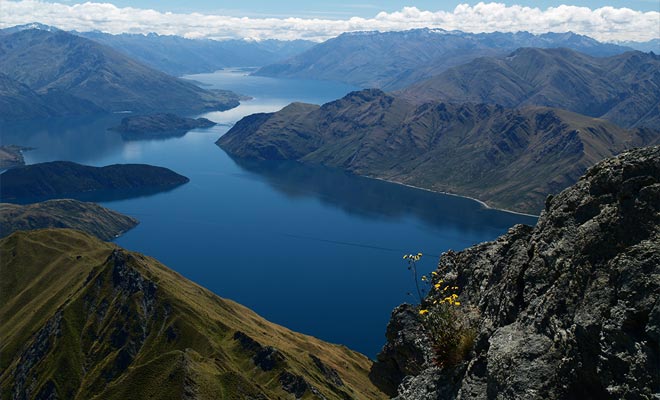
399,47,660,129
0,228,385,399
0,28,241,120
255,28,633,90
217,89,659,214
76,30,315,76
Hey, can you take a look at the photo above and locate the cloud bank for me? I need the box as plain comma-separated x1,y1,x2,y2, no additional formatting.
2,1,658,42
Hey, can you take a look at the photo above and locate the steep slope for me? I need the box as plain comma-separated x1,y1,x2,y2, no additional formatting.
0,161,189,201
0,229,386,399
371,145,660,399
218,89,658,214
0,28,240,119
0,73,101,120
77,31,315,76
400,48,660,128
0,200,138,240
255,29,631,90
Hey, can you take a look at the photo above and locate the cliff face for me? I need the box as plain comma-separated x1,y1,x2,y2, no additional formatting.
371,145,660,399
0,229,386,399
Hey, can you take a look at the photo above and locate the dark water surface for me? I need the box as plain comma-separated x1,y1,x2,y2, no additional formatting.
0,69,536,357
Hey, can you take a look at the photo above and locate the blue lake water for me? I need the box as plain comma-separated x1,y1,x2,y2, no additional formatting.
0,69,537,357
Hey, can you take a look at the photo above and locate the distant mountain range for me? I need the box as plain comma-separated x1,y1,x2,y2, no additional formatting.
255,28,634,90
0,27,241,120
76,30,315,76
0,228,385,399
218,89,659,214
399,47,660,129
618,38,660,53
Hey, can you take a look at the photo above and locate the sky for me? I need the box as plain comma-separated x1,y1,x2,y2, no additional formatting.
2,0,659,42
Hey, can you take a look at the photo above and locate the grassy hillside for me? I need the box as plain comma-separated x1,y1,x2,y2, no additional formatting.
0,200,138,240
0,229,386,399
218,89,659,214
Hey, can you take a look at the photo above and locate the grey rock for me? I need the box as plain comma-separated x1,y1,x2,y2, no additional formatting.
372,145,660,399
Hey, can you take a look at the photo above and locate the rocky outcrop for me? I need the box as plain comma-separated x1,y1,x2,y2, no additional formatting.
372,145,660,399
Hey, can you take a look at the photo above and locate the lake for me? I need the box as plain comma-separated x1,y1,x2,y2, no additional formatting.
0,69,537,357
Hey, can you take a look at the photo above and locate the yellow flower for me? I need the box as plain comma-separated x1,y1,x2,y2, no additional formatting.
419,309,429,315
455,302,461,306
434,283,441,289
431,271,438,276
421,276,427,281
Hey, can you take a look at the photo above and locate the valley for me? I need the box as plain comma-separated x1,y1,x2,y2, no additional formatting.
1,10,658,399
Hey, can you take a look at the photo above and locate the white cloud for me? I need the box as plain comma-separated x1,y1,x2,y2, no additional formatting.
1,1,658,42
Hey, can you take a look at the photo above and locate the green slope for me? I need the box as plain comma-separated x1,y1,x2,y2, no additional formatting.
0,229,386,400
0,200,138,240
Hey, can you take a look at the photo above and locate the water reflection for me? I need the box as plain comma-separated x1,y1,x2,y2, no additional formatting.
227,155,538,233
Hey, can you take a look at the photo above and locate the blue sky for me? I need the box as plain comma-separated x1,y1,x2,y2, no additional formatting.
63,0,660,17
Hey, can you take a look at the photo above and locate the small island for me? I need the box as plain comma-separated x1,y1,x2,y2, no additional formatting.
0,199,138,241
0,145,31,169
111,113,216,139
0,161,189,201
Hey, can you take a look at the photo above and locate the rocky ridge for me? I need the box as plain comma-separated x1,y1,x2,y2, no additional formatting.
371,145,660,399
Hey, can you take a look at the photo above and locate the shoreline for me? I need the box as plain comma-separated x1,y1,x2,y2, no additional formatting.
370,176,540,218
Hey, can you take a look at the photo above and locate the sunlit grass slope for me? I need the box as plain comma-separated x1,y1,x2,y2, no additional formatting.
0,229,386,400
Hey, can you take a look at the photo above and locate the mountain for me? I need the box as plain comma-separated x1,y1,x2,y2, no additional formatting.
0,28,241,120
0,161,189,202
217,89,658,214
76,31,315,76
0,228,386,399
399,47,660,129
0,22,60,34
0,73,102,120
255,28,632,90
370,145,660,399
0,199,138,240
617,38,660,53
